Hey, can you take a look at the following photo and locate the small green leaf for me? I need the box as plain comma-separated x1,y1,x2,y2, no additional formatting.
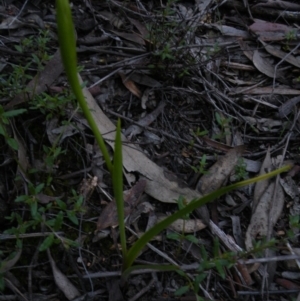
200,245,208,261
167,233,181,241
35,183,45,194
193,273,207,289
3,109,27,117
14,45,23,52
56,199,67,210
176,269,186,277
54,211,64,231
7,138,18,150
67,211,78,225
185,234,199,244
0,124,6,136
174,285,190,296
30,201,38,218
15,195,28,202
39,234,54,251
215,260,226,279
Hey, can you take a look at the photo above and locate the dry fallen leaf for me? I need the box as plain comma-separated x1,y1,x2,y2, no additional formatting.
156,214,206,233
252,148,272,212
47,249,80,300
96,179,146,231
196,146,245,194
245,181,285,251
252,50,284,78
118,72,142,98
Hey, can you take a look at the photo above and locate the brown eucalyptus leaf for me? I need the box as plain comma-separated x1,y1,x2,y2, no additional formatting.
118,72,142,98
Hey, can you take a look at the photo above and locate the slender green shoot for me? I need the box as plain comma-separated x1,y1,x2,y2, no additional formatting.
56,0,112,173
113,119,127,259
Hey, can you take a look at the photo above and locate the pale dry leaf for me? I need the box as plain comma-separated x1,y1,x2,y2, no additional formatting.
245,182,284,251
156,215,206,233
47,250,80,300
196,145,245,194
252,148,271,213
230,86,300,95
78,75,209,222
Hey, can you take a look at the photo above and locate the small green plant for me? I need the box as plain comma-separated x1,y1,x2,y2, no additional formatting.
174,239,236,300
0,105,26,150
5,181,82,251
0,64,33,99
283,29,297,51
234,158,248,181
56,0,291,285
15,29,51,68
213,112,232,141
189,128,208,149
29,90,75,119
191,155,209,175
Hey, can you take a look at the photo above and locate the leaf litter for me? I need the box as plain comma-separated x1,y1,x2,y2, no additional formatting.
1,0,300,300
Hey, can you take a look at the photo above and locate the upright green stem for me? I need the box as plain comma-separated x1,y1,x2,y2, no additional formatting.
56,0,113,173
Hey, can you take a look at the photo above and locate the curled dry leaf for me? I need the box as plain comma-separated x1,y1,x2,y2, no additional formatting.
196,145,245,194
118,72,142,98
47,249,80,300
